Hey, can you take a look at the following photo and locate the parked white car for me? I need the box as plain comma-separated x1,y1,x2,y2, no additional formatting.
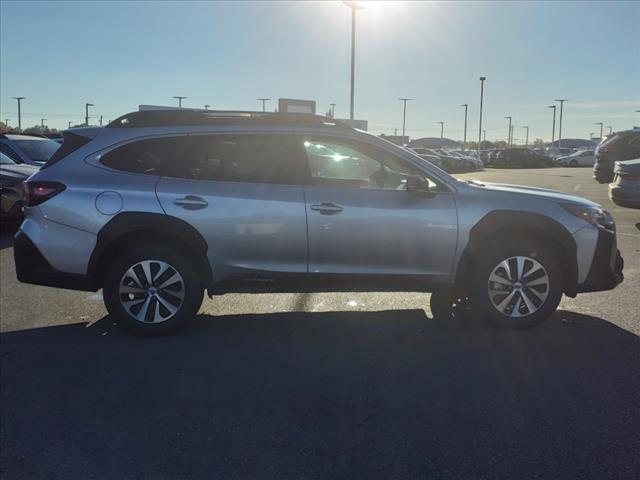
558,149,596,167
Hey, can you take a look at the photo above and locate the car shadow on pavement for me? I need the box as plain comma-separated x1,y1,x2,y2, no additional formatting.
1,309,639,480
0,222,18,250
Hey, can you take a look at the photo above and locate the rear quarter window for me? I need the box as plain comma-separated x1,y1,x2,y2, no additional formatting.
100,137,188,176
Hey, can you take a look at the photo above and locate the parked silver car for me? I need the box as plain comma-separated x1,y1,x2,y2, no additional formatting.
14,110,624,335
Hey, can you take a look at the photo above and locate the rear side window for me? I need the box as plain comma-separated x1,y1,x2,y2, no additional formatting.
100,134,309,185
184,135,308,184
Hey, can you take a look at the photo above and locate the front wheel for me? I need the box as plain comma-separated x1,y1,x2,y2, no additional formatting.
469,239,564,329
103,245,204,336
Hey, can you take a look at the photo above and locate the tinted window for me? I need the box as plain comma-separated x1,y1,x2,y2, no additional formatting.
12,139,60,162
101,134,308,185
183,135,307,184
101,137,181,175
302,137,433,190
0,143,22,162
0,151,16,164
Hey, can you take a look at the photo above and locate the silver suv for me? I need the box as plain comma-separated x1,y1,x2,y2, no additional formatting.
14,110,624,335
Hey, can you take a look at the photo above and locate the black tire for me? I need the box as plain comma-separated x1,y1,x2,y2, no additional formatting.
570,160,578,167
468,237,563,329
103,244,204,336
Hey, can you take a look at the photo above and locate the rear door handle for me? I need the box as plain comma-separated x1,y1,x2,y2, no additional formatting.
173,195,208,210
310,202,343,215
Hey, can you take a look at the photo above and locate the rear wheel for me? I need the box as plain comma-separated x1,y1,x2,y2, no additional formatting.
570,159,578,167
103,245,204,336
469,239,563,328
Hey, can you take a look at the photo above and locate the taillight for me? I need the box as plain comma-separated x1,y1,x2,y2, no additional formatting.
23,181,66,207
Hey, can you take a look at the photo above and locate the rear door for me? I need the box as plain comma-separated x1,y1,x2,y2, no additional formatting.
299,135,458,280
155,134,309,281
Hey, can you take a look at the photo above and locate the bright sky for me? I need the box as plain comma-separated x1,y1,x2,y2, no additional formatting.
1,1,638,141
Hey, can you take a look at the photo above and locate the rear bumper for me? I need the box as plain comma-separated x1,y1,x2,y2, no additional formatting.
575,229,623,293
14,230,99,291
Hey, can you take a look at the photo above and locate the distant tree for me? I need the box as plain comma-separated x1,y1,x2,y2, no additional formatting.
532,138,545,147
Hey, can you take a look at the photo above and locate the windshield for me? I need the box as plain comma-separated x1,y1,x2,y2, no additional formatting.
12,139,60,162
0,152,16,164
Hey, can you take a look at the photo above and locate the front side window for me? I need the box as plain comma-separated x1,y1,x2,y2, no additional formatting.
302,138,430,190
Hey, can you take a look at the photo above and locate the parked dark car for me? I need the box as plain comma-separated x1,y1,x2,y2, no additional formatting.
492,148,552,168
0,134,61,166
609,159,640,209
0,151,38,220
593,129,640,183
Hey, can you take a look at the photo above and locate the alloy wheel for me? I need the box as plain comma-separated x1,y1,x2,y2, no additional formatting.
118,260,185,323
487,256,549,318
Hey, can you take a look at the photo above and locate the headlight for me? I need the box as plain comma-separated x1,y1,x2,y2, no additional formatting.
562,204,615,231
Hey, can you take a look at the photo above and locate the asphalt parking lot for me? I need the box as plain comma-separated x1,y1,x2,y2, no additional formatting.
1,167,639,479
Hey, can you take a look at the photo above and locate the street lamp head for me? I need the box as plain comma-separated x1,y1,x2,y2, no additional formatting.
86,103,94,107
547,105,556,109
554,99,568,102
461,103,468,107
398,98,413,101
504,116,512,119
479,76,486,81
13,96,26,100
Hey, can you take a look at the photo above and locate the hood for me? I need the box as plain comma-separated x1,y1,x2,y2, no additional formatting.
0,163,38,183
465,180,600,207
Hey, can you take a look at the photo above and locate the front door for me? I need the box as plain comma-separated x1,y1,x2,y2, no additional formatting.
300,136,458,282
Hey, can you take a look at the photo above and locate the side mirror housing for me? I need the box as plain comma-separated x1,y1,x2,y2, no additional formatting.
406,174,431,194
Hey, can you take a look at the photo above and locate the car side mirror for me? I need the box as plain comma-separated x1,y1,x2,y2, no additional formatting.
406,174,431,194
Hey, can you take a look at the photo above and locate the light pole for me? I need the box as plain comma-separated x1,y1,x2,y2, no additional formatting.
460,103,469,149
330,103,336,118
257,98,270,112
522,126,529,146
4,118,8,129
344,1,363,121
478,76,486,156
504,116,512,146
172,96,187,108
85,103,94,126
68,121,73,129
398,98,412,141
606,125,612,135
437,121,444,142
13,97,25,131
555,99,568,148
40,118,46,128
547,105,556,145
482,129,486,150
595,122,603,141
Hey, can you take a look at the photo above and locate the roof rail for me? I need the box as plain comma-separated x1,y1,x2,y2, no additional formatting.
106,110,352,130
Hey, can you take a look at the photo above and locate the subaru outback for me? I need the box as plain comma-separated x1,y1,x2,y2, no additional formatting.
14,110,624,335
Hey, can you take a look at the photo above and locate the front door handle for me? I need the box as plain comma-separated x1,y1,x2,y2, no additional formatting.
173,195,208,210
310,202,343,215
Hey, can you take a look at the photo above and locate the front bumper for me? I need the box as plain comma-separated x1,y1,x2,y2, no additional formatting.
14,230,99,291
575,228,623,293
